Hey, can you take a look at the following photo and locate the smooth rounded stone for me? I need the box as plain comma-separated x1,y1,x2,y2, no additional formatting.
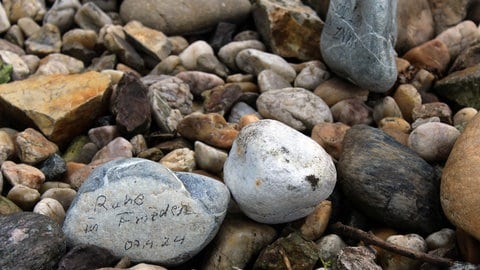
379,126,410,146
425,228,456,250
0,195,22,214
33,197,66,225
203,216,277,270
149,55,184,76
393,84,422,122
379,234,427,270
15,128,59,165
372,96,403,124
74,2,112,32
38,153,67,181
330,98,373,126
4,25,24,47
1,161,46,190
194,141,227,174
91,137,133,162
233,30,261,41
402,39,451,76
453,107,478,128
436,20,479,60
378,117,411,134
63,158,230,265
0,130,15,164
2,0,46,23
159,147,196,172
7,184,41,210
218,40,266,70
298,200,332,241
123,20,172,62
25,23,62,56
257,87,332,131
0,212,66,269
119,0,251,35
395,0,434,54
408,122,460,162
41,187,77,211
34,52,85,76
177,113,239,149
294,62,331,90
18,17,41,37
411,68,436,92
257,69,291,92
236,48,296,82
335,246,381,270
167,35,189,55
148,77,193,115
311,122,350,161
0,38,26,55
58,244,118,270
316,234,347,264
224,119,336,224
314,77,368,107
253,0,323,61
339,125,447,234
239,114,261,129
226,73,254,83
441,113,480,241
61,28,98,63
175,71,224,97
253,232,319,270
228,102,260,123
0,2,10,33
22,55,40,74
39,181,72,194
43,0,81,32
73,142,98,164
411,102,453,125
0,50,30,80
178,40,214,70
196,54,230,78
65,161,100,189
88,125,120,148
320,0,397,93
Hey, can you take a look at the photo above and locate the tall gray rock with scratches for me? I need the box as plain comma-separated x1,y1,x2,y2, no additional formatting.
320,0,398,93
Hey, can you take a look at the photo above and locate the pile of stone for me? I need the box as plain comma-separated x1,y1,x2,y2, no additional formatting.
1,0,480,269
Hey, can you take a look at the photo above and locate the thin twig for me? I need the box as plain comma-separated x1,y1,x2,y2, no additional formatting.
330,222,455,267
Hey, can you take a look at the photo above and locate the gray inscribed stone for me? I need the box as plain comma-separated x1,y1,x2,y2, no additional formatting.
223,119,337,224
320,0,398,93
63,158,230,266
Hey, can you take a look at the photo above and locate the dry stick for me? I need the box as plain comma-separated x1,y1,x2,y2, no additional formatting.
330,222,455,267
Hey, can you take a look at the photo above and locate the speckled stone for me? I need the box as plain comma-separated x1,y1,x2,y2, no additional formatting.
63,158,230,266
224,119,336,224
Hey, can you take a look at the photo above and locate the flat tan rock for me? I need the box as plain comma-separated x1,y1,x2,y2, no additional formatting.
441,113,480,241
0,71,111,146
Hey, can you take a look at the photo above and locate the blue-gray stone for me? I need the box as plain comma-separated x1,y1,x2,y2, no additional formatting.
63,158,230,266
320,0,398,93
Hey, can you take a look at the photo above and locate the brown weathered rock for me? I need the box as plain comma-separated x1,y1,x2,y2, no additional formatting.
15,128,58,164
123,20,172,62
177,113,238,149
435,20,480,60
1,160,45,189
314,77,368,107
442,113,480,241
252,0,323,61
299,200,332,241
393,84,422,123
428,0,470,34
112,73,151,136
411,102,453,124
449,43,480,73
311,122,350,160
402,39,451,76
0,71,111,146
396,0,435,54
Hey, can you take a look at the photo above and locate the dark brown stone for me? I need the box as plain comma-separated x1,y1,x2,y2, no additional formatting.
58,245,118,270
112,73,151,137
338,125,447,234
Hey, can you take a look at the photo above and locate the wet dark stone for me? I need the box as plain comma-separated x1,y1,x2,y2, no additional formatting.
57,244,118,270
38,153,67,181
338,125,447,234
0,212,66,270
